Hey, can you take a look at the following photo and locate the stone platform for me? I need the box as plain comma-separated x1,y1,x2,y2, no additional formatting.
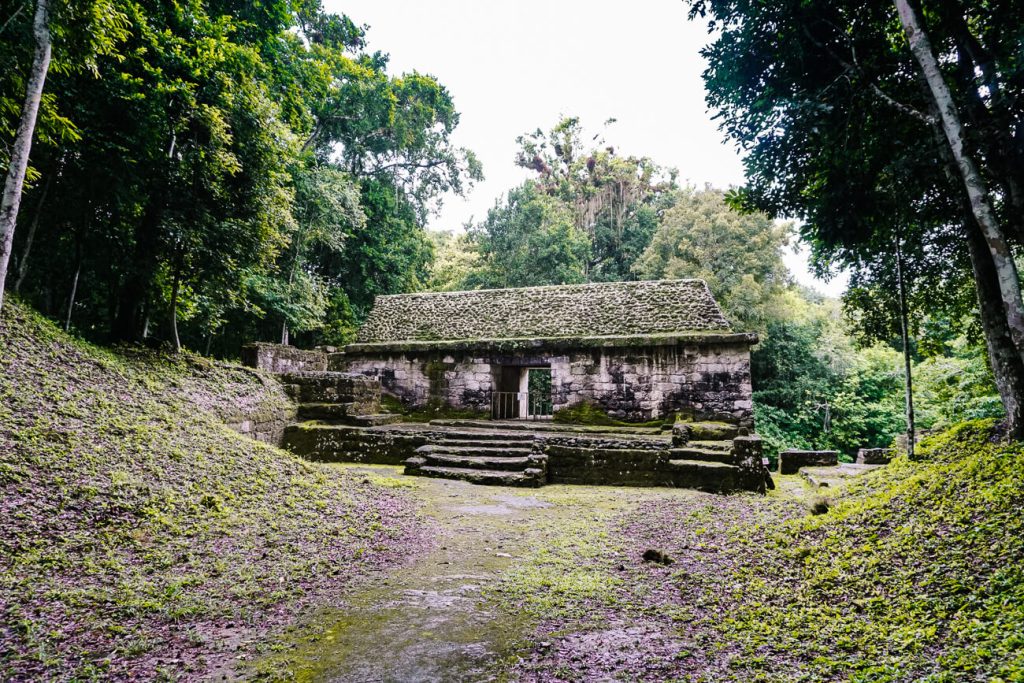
283,415,768,493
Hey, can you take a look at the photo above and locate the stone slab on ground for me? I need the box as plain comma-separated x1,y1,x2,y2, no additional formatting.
800,463,886,488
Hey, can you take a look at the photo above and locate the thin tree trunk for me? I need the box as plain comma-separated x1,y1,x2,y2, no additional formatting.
65,253,81,332
0,0,51,313
895,0,1024,357
14,171,51,292
205,330,213,356
894,237,915,457
169,261,182,353
281,321,289,346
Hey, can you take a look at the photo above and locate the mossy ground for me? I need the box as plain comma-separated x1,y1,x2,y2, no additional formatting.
3,300,1020,681
0,302,431,680
506,421,1024,682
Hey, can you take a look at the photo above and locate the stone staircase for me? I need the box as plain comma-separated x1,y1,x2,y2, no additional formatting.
404,428,547,487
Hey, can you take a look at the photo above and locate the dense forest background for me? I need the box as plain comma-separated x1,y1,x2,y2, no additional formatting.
0,0,1005,458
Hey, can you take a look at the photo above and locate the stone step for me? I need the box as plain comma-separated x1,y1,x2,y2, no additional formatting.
431,430,536,443
430,438,536,448
414,452,535,471
669,447,734,464
430,419,663,435
345,413,403,427
674,422,740,443
415,444,535,457
689,440,733,453
406,465,544,488
667,459,742,493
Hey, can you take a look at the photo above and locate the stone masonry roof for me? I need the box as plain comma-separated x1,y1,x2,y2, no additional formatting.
355,279,732,344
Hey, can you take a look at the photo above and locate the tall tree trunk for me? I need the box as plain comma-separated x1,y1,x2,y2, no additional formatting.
895,0,1024,358
895,237,915,457
281,321,289,346
0,0,51,314
14,171,51,293
65,249,81,332
965,218,1024,438
169,260,182,353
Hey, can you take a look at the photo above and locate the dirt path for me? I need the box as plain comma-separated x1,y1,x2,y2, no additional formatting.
242,465,717,682
244,466,821,682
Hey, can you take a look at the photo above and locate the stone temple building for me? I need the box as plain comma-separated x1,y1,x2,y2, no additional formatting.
330,279,757,427
241,279,769,492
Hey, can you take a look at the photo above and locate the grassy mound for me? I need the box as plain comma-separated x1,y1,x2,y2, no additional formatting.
0,302,429,680
508,421,1023,681
718,420,1024,681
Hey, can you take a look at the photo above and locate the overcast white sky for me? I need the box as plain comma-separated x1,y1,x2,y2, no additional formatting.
327,0,847,296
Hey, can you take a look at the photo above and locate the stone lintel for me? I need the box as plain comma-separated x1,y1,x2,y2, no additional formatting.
337,332,759,357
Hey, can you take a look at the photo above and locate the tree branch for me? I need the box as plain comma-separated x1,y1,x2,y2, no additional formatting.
802,25,936,126
0,3,26,35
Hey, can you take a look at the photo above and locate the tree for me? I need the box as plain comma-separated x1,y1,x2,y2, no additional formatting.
465,182,590,289
3,1,479,353
633,186,791,333
515,117,675,281
0,0,51,314
424,229,481,292
687,0,1024,436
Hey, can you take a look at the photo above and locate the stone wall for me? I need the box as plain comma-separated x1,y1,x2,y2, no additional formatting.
222,407,297,445
241,342,328,374
331,338,753,425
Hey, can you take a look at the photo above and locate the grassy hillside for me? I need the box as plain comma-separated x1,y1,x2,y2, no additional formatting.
508,422,1024,681
0,302,430,680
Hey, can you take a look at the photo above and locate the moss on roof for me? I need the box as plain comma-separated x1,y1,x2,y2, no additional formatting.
356,279,732,344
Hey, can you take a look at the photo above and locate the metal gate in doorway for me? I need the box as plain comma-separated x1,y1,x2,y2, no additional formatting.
490,367,552,420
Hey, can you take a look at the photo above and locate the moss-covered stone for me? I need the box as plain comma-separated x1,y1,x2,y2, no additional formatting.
554,400,667,428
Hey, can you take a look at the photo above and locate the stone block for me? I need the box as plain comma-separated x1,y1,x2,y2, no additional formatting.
778,449,839,475
856,448,893,465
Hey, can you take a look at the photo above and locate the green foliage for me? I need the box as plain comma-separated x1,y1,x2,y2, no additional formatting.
424,230,481,292
465,182,590,288
633,186,792,334
752,297,906,459
4,1,477,353
914,340,1006,430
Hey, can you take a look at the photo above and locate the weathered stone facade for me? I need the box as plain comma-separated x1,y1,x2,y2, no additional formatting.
331,335,754,425
243,280,757,427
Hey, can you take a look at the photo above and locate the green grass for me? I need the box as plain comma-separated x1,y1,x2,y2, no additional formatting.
0,301,425,680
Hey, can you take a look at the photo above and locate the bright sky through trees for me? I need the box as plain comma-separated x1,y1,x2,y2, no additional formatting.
329,0,848,295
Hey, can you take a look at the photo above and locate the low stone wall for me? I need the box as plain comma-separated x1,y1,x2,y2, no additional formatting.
223,407,297,445
241,342,328,374
857,447,894,465
282,424,428,465
778,449,839,475
278,371,380,411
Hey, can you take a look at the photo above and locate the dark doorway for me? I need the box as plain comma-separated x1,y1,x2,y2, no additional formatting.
490,365,552,420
